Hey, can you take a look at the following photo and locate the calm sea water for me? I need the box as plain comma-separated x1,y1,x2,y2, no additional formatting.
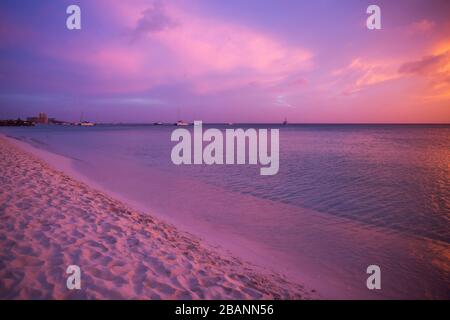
2,124,449,299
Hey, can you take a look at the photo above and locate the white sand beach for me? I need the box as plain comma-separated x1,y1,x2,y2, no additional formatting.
0,136,316,299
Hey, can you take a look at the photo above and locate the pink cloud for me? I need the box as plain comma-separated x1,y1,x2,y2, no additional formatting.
399,50,449,75
408,19,436,34
93,48,143,75
399,45,450,101
332,58,401,95
62,0,314,95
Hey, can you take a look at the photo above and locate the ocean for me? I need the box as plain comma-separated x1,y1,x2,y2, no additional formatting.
2,124,449,299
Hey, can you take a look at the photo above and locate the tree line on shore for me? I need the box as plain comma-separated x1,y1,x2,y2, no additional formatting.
0,118,35,126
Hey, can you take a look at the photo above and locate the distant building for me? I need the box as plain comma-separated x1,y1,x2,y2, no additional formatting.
25,113,73,125
27,112,50,124
39,112,48,124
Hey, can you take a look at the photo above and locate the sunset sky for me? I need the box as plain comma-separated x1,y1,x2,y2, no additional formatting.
0,0,449,123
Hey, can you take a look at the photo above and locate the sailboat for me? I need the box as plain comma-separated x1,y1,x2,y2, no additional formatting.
282,117,288,125
77,113,96,126
175,120,189,126
174,107,189,126
79,121,96,126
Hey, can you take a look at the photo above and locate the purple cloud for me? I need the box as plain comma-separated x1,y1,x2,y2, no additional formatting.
132,1,177,41
399,51,449,75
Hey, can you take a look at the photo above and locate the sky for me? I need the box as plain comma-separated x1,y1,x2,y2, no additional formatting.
0,0,449,123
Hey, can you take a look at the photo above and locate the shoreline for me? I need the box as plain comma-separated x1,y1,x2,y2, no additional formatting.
2,133,342,298
0,135,317,299
2,134,311,289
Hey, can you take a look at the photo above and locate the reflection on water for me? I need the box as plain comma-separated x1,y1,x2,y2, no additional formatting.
2,124,449,299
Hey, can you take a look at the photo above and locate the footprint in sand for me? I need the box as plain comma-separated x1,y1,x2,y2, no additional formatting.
86,240,108,252
0,270,25,294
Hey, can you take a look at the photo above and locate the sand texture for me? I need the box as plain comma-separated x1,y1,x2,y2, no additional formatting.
0,136,314,299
